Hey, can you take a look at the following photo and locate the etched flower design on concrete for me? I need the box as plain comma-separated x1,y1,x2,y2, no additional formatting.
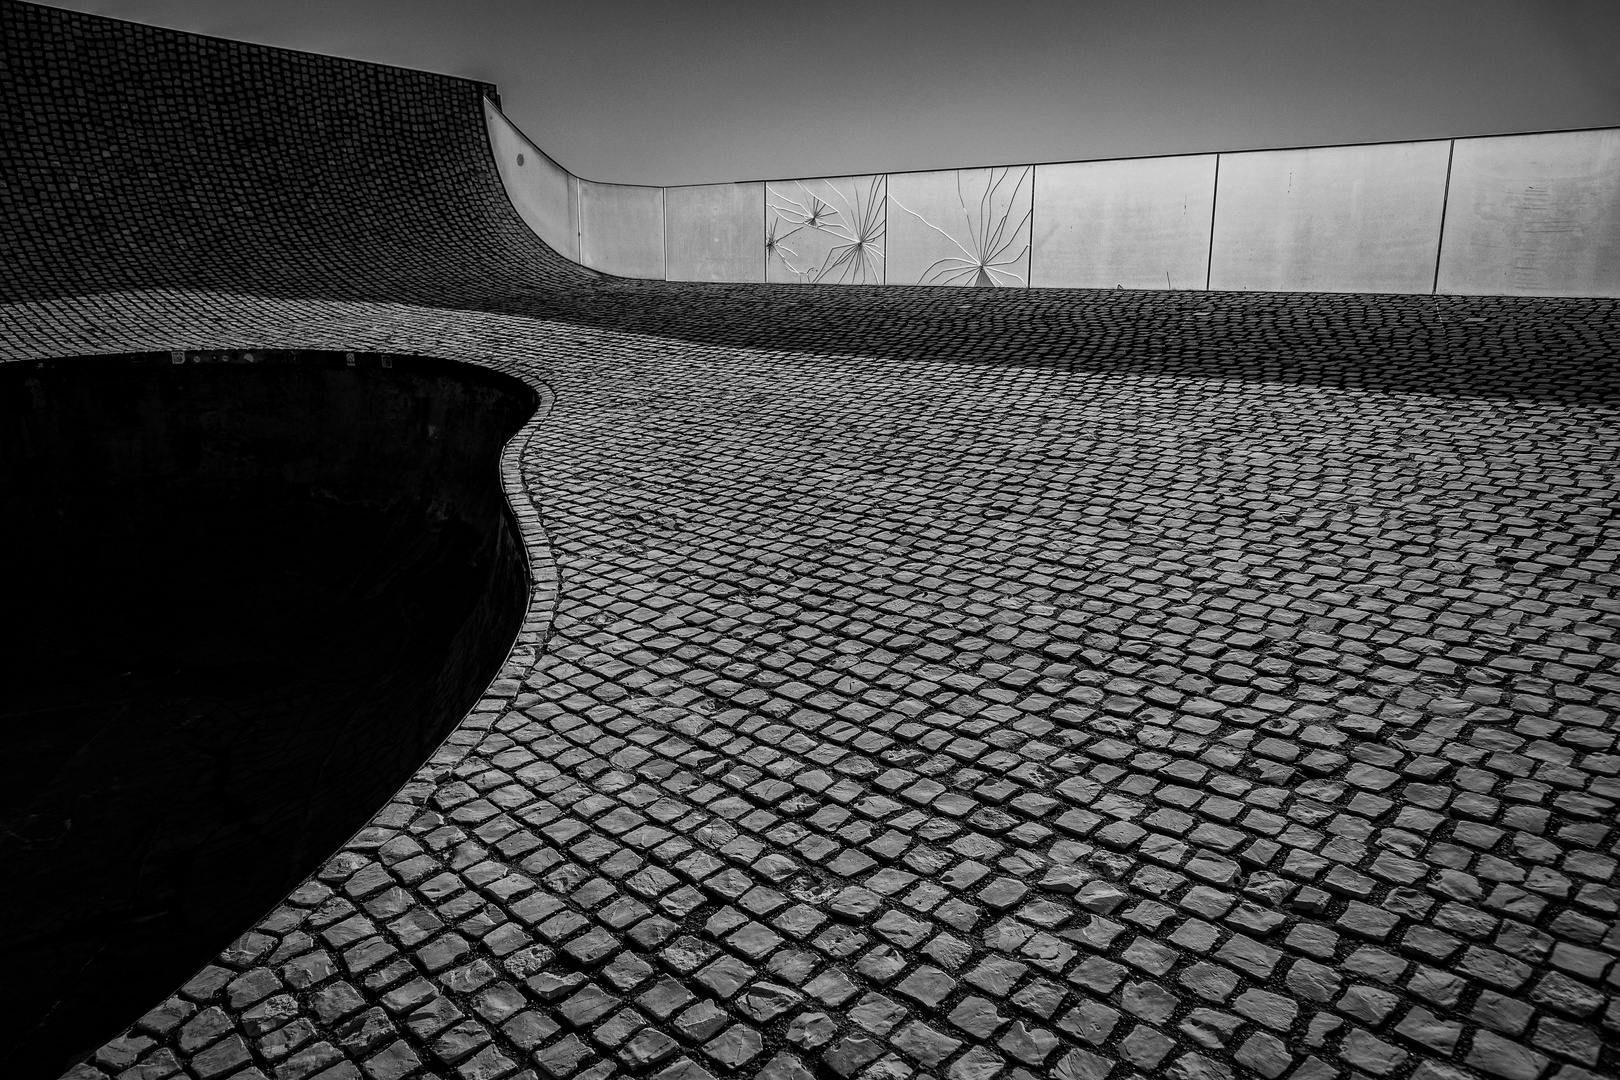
779,189,836,231
766,176,885,284
886,166,1034,286
764,216,792,261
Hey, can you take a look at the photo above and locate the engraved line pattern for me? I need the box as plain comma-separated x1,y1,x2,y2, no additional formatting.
888,166,1034,287
766,176,886,285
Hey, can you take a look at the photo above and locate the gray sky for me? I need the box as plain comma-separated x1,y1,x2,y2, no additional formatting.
41,0,1620,186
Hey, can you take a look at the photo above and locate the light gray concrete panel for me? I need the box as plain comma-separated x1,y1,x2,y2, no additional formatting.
578,180,664,278
483,100,578,261
1437,129,1620,298
766,176,886,284
886,166,1033,287
1209,141,1450,294
1031,156,1216,289
665,182,765,282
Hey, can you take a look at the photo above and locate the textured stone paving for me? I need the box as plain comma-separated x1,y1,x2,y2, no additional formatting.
4,6,1620,1080
8,284,1617,1080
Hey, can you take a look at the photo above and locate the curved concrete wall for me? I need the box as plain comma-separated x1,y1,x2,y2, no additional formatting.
484,101,579,263
485,101,1620,297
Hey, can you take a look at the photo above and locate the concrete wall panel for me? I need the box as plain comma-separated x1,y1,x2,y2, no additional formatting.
1437,129,1620,298
665,182,765,282
483,100,578,261
766,176,886,284
487,93,1615,297
1209,141,1451,294
886,167,1033,287
1031,155,1216,289
578,180,663,278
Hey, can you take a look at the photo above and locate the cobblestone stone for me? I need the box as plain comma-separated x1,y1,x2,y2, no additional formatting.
8,5,1620,1080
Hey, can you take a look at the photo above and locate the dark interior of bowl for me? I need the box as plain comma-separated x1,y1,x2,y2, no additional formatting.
0,350,538,1077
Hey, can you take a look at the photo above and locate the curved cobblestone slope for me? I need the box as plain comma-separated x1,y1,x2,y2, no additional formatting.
3,4,1619,1080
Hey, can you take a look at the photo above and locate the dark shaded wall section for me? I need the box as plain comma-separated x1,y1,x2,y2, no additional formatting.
0,351,538,1075
0,0,588,308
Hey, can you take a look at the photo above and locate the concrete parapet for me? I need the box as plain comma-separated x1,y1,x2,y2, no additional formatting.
665,183,765,283
578,180,664,278
765,175,887,284
886,166,1035,287
1438,128,1620,298
485,100,580,262
483,104,1619,298
1031,155,1216,290
1208,140,1451,295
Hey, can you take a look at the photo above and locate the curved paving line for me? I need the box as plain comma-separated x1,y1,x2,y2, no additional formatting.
25,289,1620,1080
12,290,1617,1080
4,6,1617,1080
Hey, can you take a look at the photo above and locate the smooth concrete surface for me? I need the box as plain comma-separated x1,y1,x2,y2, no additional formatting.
766,175,887,284
484,102,1618,296
484,101,579,261
1031,155,1217,290
1208,141,1451,294
886,166,1034,287
1437,129,1620,298
578,179,664,278
665,182,765,283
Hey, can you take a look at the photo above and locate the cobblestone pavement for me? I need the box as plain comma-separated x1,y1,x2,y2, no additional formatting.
5,281,1617,1080
4,7,1619,1080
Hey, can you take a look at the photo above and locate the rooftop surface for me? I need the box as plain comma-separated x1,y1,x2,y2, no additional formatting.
3,4,1619,1080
